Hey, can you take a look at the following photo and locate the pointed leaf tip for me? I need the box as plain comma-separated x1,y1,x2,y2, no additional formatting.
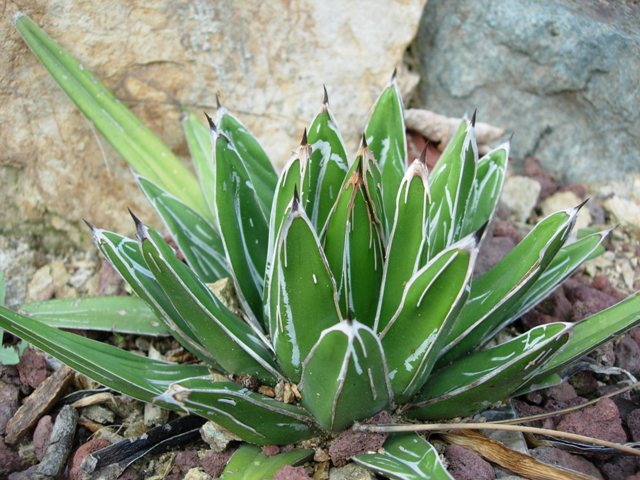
471,108,477,127
322,84,329,105
128,209,147,240
576,197,590,211
82,218,95,232
419,144,428,165
215,94,222,110
204,112,216,131
474,220,489,243
301,128,308,146
12,11,26,25
360,132,368,149
390,67,398,84
292,184,301,211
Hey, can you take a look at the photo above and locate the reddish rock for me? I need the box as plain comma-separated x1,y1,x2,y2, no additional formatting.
569,371,599,396
97,261,125,296
521,311,561,330
615,336,640,376
174,449,199,473
0,438,25,477
560,183,587,199
33,415,53,461
201,449,235,478
627,409,640,442
0,383,19,433
524,157,557,200
475,236,516,276
273,465,311,480
445,445,495,480
16,349,50,389
545,382,578,403
556,398,627,443
531,447,602,479
328,412,391,467
492,220,523,244
7,465,38,480
563,279,619,321
591,275,626,301
262,444,280,456
406,131,440,170
598,455,638,480
67,438,111,480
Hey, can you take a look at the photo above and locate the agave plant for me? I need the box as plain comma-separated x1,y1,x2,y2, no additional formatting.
3,13,640,478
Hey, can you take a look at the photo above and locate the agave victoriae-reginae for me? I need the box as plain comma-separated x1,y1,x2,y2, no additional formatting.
4,13,640,478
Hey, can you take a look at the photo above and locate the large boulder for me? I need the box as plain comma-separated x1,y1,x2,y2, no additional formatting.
414,0,640,184
1,0,425,249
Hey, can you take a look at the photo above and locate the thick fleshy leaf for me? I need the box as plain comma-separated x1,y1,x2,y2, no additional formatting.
409,323,572,419
14,14,208,218
158,377,320,445
305,95,350,230
0,273,24,365
300,320,391,432
461,143,509,237
136,175,228,282
508,230,609,320
322,160,385,326
0,305,210,403
93,229,220,367
268,200,342,382
522,292,640,387
216,108,277,215
375,160,430,332
427,118,477,258
0,272,4,305
214,128,270,325
439,208,578,363
365,77,407,232
220,445,313,478
20,296,168,336
381,240,475,403
137,222,281,385
354,433,454,480
183,111,216,218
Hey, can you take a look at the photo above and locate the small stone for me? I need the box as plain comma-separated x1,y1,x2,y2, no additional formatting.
208,278,243,316
175,450,200,473
200,421,241,452
67,438,111,480
49,259,70,297
445,445,495,480
26,265,54,301
540,191,591,230
0,438,25,477
124,419,147,438
524,157,557,200
475,236,516,276
82,404,116,425
615,335,640,377
328,412,391,467
200,449,235,478
500,176,541,223
258,385,276,397
531,447,602,479
261,444,280,456
184,468,213,480
329,463,375,480
273,465,311,480
556,398,627,443
33,415,53,461
144,402,169,428
0,383,19,432
16,349,50,389
604,195,640,231
36,404,78,478
544,382,577,404
314,448,330,462
627,409,640,441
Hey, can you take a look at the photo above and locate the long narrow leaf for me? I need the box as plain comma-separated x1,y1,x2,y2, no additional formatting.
14,14,208,217
183,111,216,219
221,445,313,478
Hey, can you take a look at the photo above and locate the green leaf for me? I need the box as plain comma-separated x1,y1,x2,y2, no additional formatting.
305,95,350,230
159,378,320,446
214,128,270,326
301,320,391,432
136,175,228,282
375,160,430,333
217,108,278,216
354,433,454,480
14,14,208,218
137,222,281,385
93,228,221,367
0,305,211,403
428,118,477,258
439,208,578,363
381,240,475,403
365,78,407,233
268,199,342,382
0,271,5,306
182,111,216,219
461,143,509,237
322,161,385,326
524,292,640,386
221,445,313,478
409,323,572,419
20,296,168,336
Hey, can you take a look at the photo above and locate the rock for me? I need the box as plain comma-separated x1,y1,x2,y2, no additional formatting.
444,445,495,480
492,220,523,244
615,335,640,377
0,438,26,477
33,415,53,461
175,450,200,473
563,278,619,321
7,465,38,480
604,194,640,231
524,157,557,201
273,465,311,480
16,348,50,390
36,404,78,478
2,1,425,251
475,236,516,276
82,405,115,424
598,455,638,480
200,421,241,453
26,265,54,302
628,409,640,442
49,259,70,297
531,447,602,479
143,402,168,428
261,445,280,457
544,382,577,404
184,468,213,480
540,191,592,230
0,383,20,433
329,463,375,480
500,176,541,223
415,0,640,184
200,449,235,478
556,398,626,443
328,412,391,467
67,437,111,480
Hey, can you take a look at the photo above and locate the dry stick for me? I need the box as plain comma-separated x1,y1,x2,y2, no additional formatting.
353,422,640,456
495,381,640,425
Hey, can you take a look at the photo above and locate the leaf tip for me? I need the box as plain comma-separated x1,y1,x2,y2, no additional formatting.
215,93,222,110
82,218,96,232
204,112,216,132
322,84,329,105
301,127,308,147
360,132,368,150
390,67,398,85
418,144,428,166
128,209,148,241
471,108,477,127
292,184,301,211
12,11,26,26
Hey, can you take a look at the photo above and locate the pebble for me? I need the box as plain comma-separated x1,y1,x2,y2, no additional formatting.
604,195,640,230
67,437,111,480
540,190,592,230
329,463,375,480
36,404,78,478
26,265,54,301
33,415,53,461
82,404,116,424
183,468,213,480
556,398,627,443
500,176,541,223
444,445,495,480
200,421,241,453
273,465,311,480
531,447,602,479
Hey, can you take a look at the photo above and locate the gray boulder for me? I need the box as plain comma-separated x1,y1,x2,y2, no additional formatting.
414,0,640,183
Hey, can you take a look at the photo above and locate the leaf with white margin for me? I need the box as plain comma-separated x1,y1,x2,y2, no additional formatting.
156,378,319,446
182,111,216,220
375,159,430,333
408,322,572,420
268,195,342,382
136,175,228,282
300,320,392,432
354,433,454,480
220,445,313,478
381,238,476,403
